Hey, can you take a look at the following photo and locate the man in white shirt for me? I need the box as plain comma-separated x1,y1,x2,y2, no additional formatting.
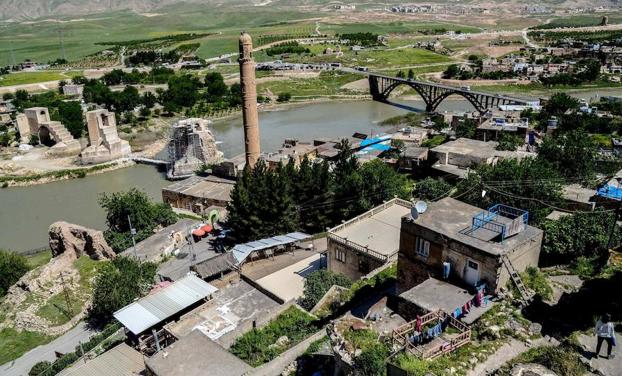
595,313,616,359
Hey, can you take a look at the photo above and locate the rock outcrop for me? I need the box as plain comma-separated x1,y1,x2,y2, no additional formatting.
49,221,116,260
511,363,558,376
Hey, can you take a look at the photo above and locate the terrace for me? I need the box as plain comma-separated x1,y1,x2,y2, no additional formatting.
392,310,471,361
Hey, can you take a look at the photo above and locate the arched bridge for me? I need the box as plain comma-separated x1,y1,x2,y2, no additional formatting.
368,74,532,113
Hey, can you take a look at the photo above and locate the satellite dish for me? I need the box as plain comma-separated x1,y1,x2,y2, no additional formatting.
410,206,419,220
415,201,428,214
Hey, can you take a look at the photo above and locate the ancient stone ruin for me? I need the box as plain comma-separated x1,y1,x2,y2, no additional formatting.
49,221,116,260
81,109,132,164
21,107,82,156
167,118,224,179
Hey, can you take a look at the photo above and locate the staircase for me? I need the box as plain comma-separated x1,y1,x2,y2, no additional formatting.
45,121,79,146
501,255,535,305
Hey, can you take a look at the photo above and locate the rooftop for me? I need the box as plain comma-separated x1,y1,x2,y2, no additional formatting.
58,343,144,376
409,197,543,256
113,274,218,335
162,175,235,201
157,236,221,281
145,330,252,376
120,219,198,262
329,198,411,257
231,232,311,265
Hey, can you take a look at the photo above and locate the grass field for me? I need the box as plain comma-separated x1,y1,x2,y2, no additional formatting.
257,71,361,97
320,21,481,35
0,71,82,87
0,328,55,365
25,250,52,269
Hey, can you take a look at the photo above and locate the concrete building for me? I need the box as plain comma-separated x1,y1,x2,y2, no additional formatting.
327,198,411,280
167,118,224,179
146,330,252,376
239,32,261,168
23,107,81,156
161,175,235,216
261,139,318,169
429,138,531,179
397,197,543,295
398,146,428,172
81,109,132,164
61,84,84,97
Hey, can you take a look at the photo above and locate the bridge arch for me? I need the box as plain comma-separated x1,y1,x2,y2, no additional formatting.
379,81,486,113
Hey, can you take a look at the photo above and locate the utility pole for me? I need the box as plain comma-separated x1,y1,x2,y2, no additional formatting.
59,272,73,317
128,215,138,258
58,28,66,61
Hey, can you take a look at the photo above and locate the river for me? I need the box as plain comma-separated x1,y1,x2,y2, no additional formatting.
1,99,438,252
0,90,611,252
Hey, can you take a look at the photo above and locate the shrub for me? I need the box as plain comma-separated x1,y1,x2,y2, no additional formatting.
414,177,452,201
277,92,292,102
0,249,30,297
521,267,553,300
229,306,317,366
29,361,52,376
354,343,390,376
299,270,352,311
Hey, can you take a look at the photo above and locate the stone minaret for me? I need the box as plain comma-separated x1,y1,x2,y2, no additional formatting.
238,32,260,168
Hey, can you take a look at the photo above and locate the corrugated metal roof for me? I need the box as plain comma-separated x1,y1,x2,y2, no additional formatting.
58,343,144,376
231,232,310,264
113,274,218,335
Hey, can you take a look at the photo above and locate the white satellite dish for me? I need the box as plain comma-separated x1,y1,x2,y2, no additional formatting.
415,200,428,214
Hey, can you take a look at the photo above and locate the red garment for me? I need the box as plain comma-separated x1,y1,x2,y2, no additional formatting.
415,316,422,332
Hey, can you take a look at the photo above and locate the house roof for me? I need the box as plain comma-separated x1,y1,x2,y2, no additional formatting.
58,343,144,376
409,197,542,256
399,278,472,314
113,274,218,335
329,198,411,256
162,175,235,202
231,232,310,264
145,330,252,376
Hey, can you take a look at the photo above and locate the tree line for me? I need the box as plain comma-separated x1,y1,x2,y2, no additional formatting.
226,141,412,242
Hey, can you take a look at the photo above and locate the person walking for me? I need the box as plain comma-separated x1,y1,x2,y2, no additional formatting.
595,313,616,359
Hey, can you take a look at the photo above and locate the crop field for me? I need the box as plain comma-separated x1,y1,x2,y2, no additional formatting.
320,21,481,35
257,71,361,97
0,71,82,87
0,5,317,65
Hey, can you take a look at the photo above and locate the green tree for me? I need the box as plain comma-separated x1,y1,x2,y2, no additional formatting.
332,140,363,221
88,257,156,326
414,177,453,201
142,92,157,109
115,85,141,113
204,72,228,99
0,249,30,298
354,343,389,376
455,118,477,139
29,361,52,376
537,130,596,180
543,93,579,117
163,74,201,111
299,270,352,311
442,64,460,79
57,101,85,138
357,159,411,210
496,133,523,151
457,158,564,224
277,92,292,102
407,69,415,80
98,189,176,252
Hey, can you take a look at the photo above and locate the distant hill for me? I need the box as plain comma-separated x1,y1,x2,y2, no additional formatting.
0,0,264,21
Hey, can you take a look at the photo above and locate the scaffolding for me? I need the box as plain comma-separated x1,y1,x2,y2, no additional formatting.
167,121,203,179
461,204,529,241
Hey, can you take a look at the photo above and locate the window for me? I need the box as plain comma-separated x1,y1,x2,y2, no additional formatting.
415,237,430,258
335,248,346,263
358,259,370,274
467,260,479,270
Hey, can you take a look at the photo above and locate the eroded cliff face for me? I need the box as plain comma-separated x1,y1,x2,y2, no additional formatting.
48,221,116,260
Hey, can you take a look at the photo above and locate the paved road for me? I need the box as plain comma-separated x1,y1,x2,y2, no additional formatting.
0,322,96,376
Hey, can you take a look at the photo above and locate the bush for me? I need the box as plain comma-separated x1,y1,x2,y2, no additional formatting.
299,270,352,311
277,92,292,102
0,249,30,297
229,306,318,366
521,267,553,300
29,361,52,376
354,343,390,376
500,345,586,376
88,257,156,326
414,178,452,201
496,133,523,151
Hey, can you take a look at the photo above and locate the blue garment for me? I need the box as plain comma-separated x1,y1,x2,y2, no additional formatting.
434,324,442,337
454,307,462,318
427,328,434,338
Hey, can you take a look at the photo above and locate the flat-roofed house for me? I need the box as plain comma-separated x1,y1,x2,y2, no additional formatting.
327,198,411,280
397,197,543,295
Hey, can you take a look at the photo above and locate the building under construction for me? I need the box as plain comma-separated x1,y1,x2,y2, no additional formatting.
167,118,224,179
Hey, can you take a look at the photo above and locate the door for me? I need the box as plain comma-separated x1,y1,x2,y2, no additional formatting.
464,259,480,286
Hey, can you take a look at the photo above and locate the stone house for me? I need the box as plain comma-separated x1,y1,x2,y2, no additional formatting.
397,197,543,294
327,198,411,280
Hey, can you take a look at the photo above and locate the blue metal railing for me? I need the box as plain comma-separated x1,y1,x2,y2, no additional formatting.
464,204,529,241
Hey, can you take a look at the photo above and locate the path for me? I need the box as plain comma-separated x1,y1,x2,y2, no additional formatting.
0,322,97,376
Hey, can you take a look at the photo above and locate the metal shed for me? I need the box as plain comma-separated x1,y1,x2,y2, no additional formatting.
113,274,218,335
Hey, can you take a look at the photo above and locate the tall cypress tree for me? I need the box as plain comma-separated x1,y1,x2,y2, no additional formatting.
332,140,362,221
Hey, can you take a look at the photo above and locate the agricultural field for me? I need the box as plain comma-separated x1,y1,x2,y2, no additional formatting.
0,71,82,87
257,71,362,98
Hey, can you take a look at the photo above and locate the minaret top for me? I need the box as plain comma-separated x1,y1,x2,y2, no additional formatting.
239,32,253,61
239,31,252,44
